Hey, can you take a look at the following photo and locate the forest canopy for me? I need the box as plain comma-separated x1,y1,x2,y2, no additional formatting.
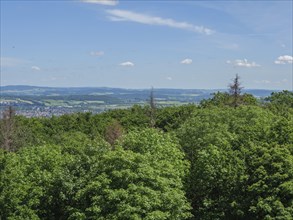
0,90,292,219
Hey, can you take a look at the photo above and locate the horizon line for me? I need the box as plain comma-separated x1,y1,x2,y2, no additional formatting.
0,84,283,91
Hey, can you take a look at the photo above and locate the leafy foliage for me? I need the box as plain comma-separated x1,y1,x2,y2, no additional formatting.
265,90,293,116
0,90,292,219
0,130,191,219
177,106,293,219
200,92,258,108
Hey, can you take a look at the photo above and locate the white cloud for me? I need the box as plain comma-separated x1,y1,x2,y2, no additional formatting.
31,66,41,71
90,51,104,56
166,77,173,81
81,0,118,6
120,61,134,67
226,59,261,67
181,58,193,64
106,9,214,35
274,55,293,64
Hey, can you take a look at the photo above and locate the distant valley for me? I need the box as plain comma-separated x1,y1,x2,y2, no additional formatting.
0,85,277,117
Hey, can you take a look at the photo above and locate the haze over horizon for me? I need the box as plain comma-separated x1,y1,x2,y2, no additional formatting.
1,0,292,90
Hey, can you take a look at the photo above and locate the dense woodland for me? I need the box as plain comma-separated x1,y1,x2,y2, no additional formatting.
0,87,292,219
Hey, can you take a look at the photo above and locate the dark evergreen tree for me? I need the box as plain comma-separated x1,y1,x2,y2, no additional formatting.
229,74,243,108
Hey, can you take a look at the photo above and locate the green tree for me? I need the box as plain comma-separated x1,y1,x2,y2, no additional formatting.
75,129,192,219
155,104,197,132
265,90,293,116
0,133,109,219
0,129,192,219
177,108,245,219
199,92,231,108
177,107,293,219
200,75,258,108
240,142,293,219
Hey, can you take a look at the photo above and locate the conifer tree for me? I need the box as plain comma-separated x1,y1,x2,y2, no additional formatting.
229,74,243,108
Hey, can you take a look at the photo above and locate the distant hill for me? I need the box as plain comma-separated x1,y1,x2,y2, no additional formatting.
0,85,277,97
0,85,280,117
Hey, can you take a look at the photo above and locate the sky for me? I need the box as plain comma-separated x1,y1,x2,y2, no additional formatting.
0,0,292,89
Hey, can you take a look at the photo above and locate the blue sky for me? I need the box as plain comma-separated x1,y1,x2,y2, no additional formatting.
1,0,292,89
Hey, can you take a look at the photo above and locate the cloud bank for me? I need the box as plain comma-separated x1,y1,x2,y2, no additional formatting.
226,59,260,67
107,9,214,35
274,55,293,64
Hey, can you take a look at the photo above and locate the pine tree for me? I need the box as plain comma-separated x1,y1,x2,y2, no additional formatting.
229,74,243,108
